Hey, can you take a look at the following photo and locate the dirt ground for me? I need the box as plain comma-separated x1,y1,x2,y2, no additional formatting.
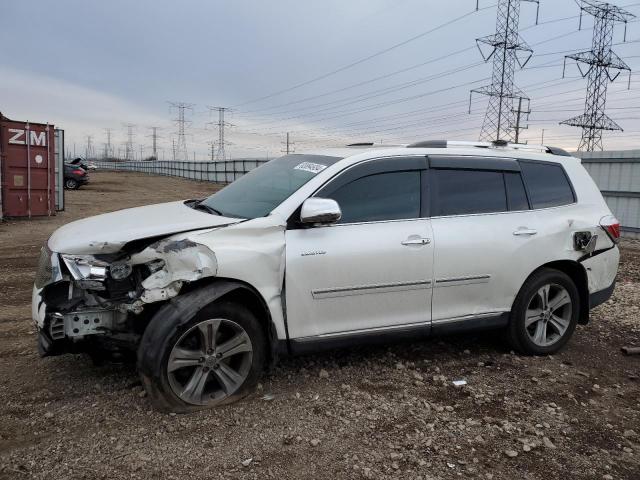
0,171,638,480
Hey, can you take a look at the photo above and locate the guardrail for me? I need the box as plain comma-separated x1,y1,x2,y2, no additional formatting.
94,159,270,184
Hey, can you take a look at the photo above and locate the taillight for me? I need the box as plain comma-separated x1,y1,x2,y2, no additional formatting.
600,215,620,243
72,169,85,175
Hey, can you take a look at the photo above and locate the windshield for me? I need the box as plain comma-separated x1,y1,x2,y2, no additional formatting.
200,154,342,219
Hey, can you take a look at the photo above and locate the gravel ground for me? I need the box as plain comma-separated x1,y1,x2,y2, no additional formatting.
0,171,638,480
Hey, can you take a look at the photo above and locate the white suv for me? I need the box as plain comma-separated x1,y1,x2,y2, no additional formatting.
32,140,620,411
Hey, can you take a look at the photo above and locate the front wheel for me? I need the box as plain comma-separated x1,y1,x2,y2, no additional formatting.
139,301,266,412
507,268,579,355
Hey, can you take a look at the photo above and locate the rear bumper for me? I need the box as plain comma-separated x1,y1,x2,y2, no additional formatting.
589,279,616,309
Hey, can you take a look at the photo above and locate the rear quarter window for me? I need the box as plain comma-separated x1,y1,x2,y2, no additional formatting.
520,161,575,209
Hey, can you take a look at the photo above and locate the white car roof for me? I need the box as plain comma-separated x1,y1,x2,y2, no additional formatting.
303,141,578,167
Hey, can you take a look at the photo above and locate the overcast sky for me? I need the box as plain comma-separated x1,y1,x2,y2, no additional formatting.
1,0,639,159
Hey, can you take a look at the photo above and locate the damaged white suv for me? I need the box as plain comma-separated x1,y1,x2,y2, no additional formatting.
33,140,620,411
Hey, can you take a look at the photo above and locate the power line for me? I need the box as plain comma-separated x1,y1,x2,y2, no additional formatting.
235,46,477,116
233,3,496,107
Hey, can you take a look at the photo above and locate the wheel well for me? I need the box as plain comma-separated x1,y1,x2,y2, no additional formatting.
535,260,590,325
180,277,278,366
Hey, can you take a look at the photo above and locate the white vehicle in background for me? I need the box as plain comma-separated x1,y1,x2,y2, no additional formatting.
32,140,620,411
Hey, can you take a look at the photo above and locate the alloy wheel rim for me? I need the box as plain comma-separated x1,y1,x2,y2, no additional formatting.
167,318,253,406
525,283,572,347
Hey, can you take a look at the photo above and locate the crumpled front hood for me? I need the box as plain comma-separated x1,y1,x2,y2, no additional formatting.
48,200,243,254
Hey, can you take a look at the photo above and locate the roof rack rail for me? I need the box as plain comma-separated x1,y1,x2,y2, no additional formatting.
406,140,572,157
346,142,375,147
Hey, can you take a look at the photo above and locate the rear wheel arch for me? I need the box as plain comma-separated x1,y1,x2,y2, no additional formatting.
534,260,589,325
508,266,581,354
514,260,588,326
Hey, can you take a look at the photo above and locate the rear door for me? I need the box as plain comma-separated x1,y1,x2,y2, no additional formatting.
429,156,539,326
285,156,434,339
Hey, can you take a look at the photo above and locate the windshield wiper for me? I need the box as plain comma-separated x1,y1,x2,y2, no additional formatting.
192,201,223,216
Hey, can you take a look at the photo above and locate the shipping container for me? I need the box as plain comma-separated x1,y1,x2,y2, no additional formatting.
0,114,56,217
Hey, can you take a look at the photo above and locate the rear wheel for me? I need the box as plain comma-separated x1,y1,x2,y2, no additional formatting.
64,178,79,189
507,268,579,355
139,301,266,412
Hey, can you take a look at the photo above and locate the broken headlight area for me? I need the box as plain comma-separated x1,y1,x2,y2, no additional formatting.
36,236,218,358
37,254,171,351
58,254,167,304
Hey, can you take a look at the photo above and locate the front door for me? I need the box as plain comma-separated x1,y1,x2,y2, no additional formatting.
285,158,433,339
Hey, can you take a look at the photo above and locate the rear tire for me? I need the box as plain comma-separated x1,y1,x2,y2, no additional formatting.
507,268,579,355
139,301,267,413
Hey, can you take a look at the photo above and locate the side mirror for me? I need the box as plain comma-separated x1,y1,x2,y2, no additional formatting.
300,198,342,225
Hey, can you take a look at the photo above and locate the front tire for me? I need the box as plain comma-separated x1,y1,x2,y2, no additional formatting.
64,178,79,189
507,268,579,355
139,301,267,413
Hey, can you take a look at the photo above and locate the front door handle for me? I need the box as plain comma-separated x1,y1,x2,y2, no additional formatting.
401,237,431,246
513,228,538,236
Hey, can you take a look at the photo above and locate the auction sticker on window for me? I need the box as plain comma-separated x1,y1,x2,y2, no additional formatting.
294,162,328,174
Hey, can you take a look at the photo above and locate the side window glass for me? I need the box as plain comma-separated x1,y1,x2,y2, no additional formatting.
520,162,575,209
504,172,529,211
433,169,507,216
326,171,420,223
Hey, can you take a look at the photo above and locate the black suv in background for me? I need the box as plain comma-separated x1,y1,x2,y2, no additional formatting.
63,163,89,189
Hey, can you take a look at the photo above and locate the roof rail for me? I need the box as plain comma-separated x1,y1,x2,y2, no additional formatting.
406,139,572,157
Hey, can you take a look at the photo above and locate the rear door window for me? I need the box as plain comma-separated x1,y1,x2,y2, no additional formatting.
432,169,507,216
519,161,575,209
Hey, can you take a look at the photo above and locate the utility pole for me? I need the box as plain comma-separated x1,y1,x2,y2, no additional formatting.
560,0,635,151
470,0,539,142
281,132,295,154
123,123,136,160
512,96,531,143
139,144,144,160
541,128,545,144
147,126,160,159
207,106,232,161
168,101,194,161
172,138,176,161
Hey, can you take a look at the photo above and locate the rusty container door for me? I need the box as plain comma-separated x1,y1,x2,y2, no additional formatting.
0,118,56,217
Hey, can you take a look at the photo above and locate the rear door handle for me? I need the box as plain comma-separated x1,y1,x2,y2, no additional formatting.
401,237,431,246
513,228,538,236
